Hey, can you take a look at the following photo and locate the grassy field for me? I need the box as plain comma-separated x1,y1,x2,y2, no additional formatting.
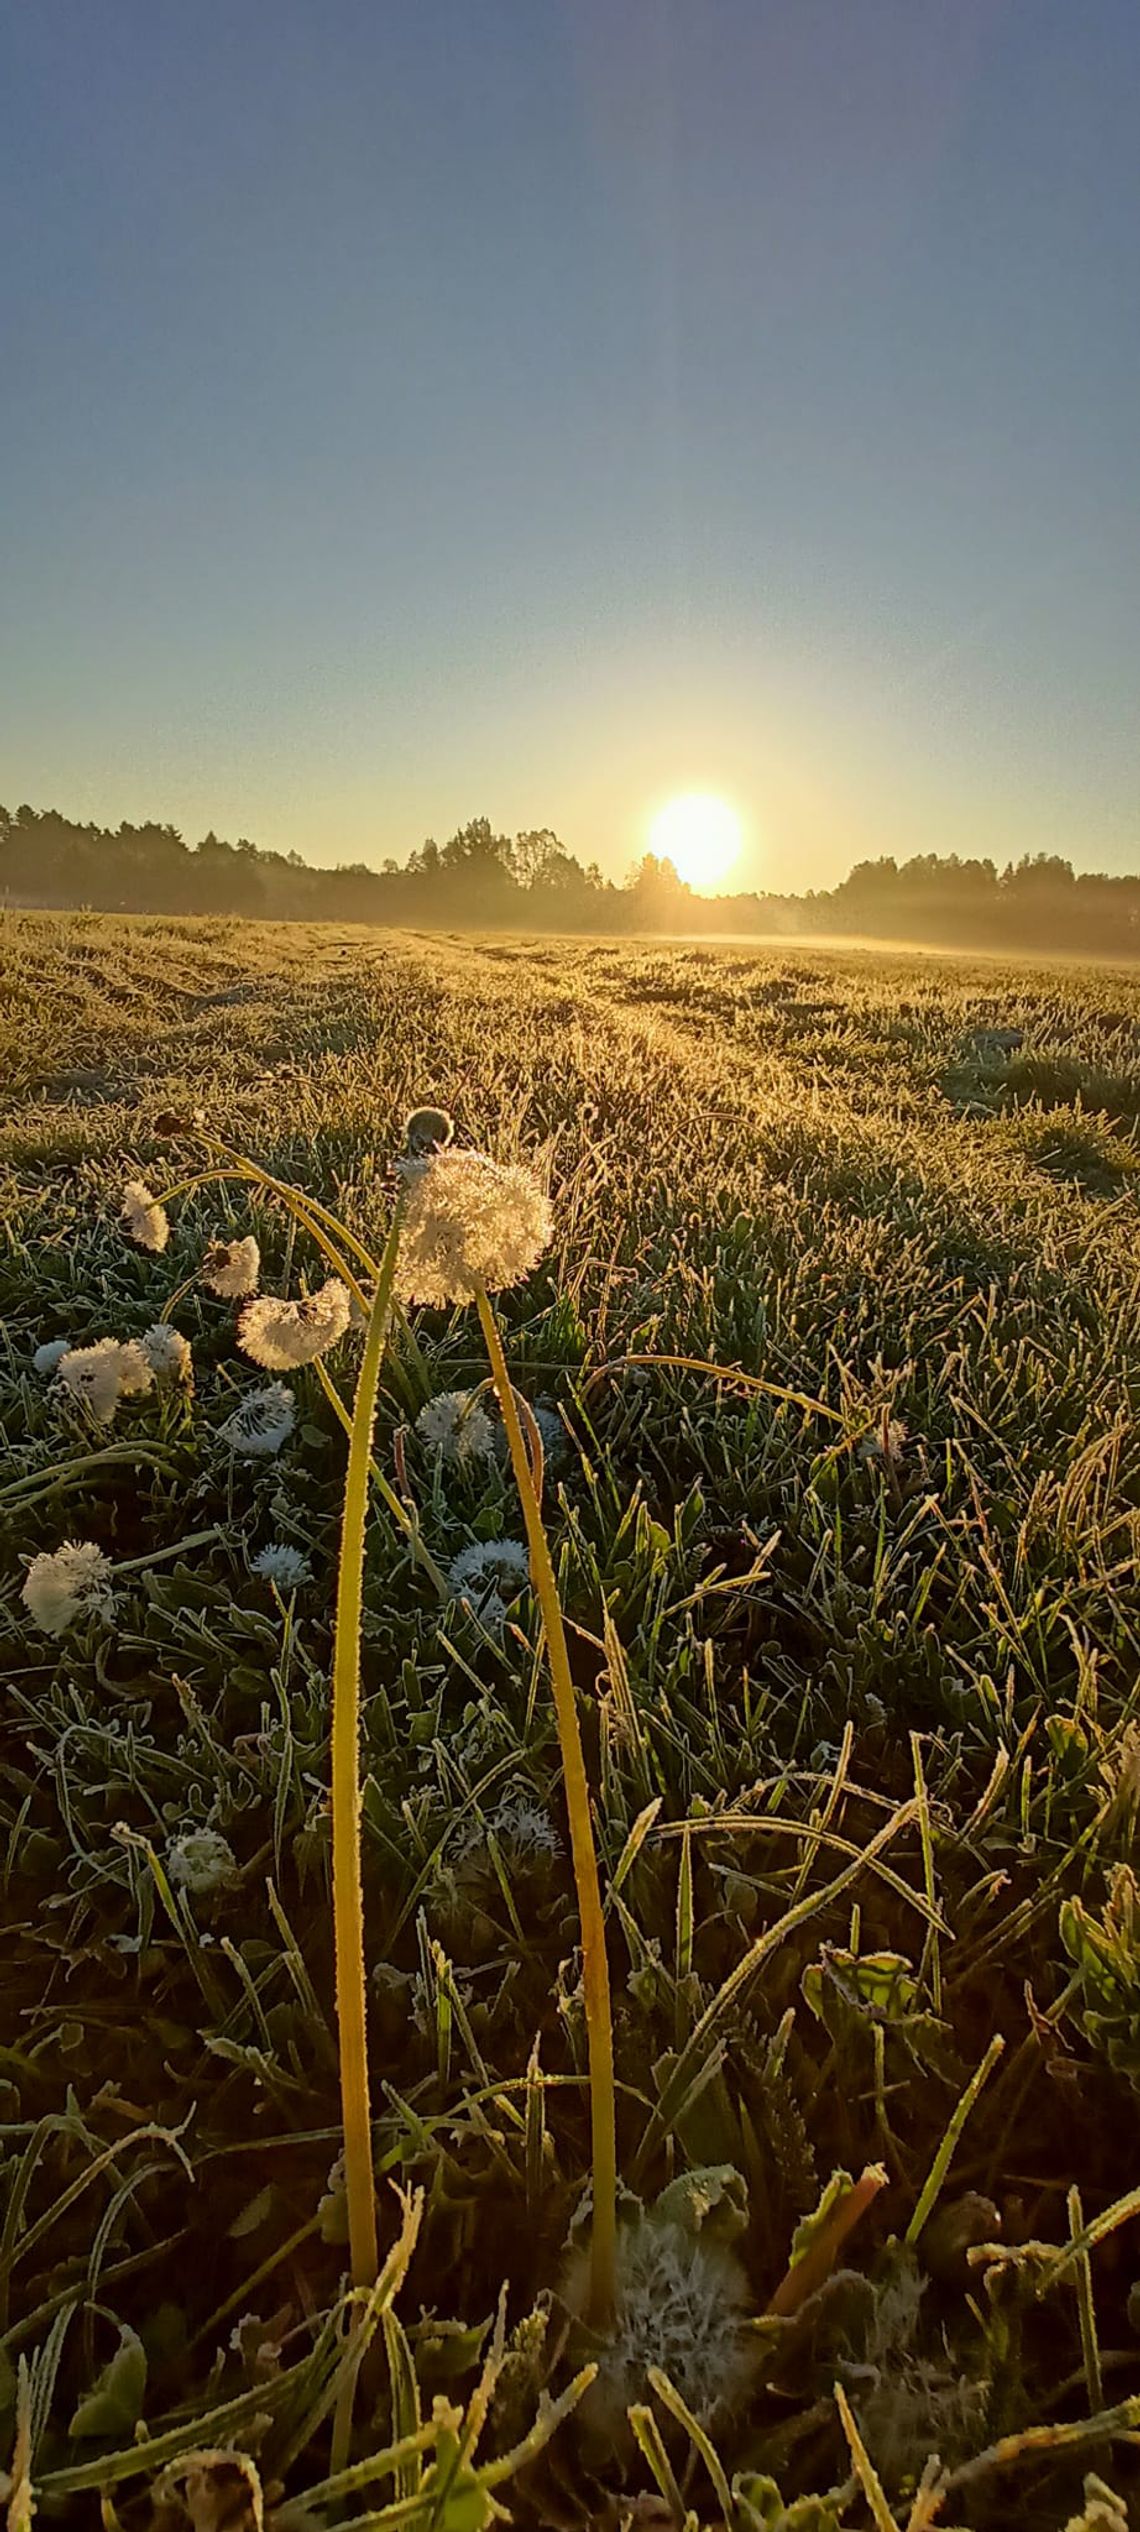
2,908,1140,2530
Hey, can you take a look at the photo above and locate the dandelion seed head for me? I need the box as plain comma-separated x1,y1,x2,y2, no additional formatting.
121,1179,170,1254
564,2212,756,2440
238,1279,352,1369
57,1337,155,1423
416,1389,496,1467
395,1147,551,1306
33,1339,72,1375
166,1828,238,1895
21,1539,116,1637
139,1323,193,1384
859,1418,908,1470
218,1382,296,1458
448,1538,529,1594
202,1235,261,1298
447,1538,529,1638
251,1542,310,1589
403,1105,454,1157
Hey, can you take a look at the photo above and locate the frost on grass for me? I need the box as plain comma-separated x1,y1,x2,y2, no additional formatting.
139,1323,193,1385
251,1542,310,1589
395,1146,551,1306
202,1235,261,1298
57,1337,154,1423
217,1383,296,1459
22,1540,116,1636
121,1179,170,1253
416,1388,496,1467
238,1278,352,1369
166,1829,238,1896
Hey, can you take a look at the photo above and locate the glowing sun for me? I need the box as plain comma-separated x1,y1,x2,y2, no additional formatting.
649,791,743,889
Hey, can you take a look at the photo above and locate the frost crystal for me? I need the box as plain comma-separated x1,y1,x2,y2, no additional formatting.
416,1388,496,1467
395,1147,551,1306
166,1828,238,1895
139,1322,193,1384
57,1337,155,1423
22,1540,116,1636
121,1179,170,1253
859,1417,908,1469
238,1279,352,1369
218,1382,296,1458
251,1542,310,1589
202,1235,261,1298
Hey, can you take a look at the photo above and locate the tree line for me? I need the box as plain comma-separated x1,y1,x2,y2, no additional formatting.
2,800,1139,956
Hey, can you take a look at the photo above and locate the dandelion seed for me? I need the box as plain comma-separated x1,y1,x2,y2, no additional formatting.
395,1146,551,1307
416,1388,496,1467
121,1179,170,1254
139,1323,193,1385
251,1542,310,1589
21,1539,116,1636
202,1235,261,1298
57,1337,155,1423
166,1828,238,1895
218,1382,296,1458
238,1278,352,1369
33,1338,72,1374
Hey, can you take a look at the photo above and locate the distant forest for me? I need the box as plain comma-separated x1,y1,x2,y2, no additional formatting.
3,799,1140,957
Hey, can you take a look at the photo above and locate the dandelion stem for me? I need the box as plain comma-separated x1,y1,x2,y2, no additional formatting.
475,1286,617,2327
331,1199,405,2297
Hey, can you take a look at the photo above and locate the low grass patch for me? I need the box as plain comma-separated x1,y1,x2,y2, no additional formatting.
2,911,1140,2527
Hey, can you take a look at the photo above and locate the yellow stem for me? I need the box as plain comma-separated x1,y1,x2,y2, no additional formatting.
475,1288,617,2326
330,1202,405,2294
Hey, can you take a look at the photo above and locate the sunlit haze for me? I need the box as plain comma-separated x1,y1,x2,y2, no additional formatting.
2,4,1139,890
649,794,743,891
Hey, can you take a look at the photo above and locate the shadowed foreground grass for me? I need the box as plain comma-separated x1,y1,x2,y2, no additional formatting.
2,909,1140,2528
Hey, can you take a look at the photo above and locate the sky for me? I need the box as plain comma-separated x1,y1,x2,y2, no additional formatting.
2,0,1138,894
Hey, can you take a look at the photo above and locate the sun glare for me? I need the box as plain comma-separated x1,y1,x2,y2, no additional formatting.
649,791,743,890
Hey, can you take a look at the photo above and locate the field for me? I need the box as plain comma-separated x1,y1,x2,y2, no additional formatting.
3,909,1140,2530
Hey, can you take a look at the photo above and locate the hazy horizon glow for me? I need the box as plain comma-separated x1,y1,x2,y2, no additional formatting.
2,3,1138,891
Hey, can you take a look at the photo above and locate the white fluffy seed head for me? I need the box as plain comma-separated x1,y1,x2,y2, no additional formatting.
237,1279,352,1369
416,1389,496,1467
57,1337,155,1423
447,1538,529,1637
122,1179,170,1254
218,1382,296,1458
563,2213,757,2443
202,1235,261,1298
139,1323,193,1384
166,1829,238,1895
33,1339,72,1374
21,1540,116,1636
395,1147,552,1306
251,1542,310,1588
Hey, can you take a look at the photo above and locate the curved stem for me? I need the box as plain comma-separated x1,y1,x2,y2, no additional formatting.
475,1287,617,2327
330,1199,405,2295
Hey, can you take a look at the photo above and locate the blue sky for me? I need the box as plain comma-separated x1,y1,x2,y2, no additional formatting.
2,0,1137,890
